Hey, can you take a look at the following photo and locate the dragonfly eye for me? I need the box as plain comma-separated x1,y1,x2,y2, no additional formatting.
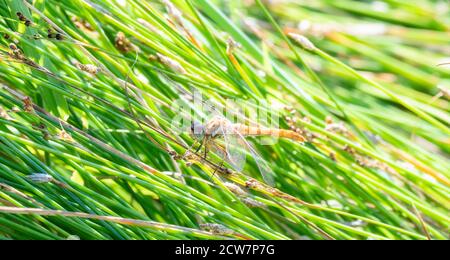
190,122,204,136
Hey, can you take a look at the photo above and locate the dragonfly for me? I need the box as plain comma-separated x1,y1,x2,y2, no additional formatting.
189,115,306,186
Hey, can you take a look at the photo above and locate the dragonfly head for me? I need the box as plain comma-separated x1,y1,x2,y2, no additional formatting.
190,121,205,139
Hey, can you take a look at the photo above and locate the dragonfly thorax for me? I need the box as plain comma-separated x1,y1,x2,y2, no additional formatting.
191,118,231,140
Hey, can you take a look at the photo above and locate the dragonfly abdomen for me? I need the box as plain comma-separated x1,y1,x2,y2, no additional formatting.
233,125,306,142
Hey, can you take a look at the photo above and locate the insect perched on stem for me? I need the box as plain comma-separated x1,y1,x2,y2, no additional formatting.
189,115,306,185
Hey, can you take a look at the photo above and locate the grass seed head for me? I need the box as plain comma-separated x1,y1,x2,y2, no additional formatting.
245,179,260,189
0,106,13,120
437,85,450,99
288,33,316,51
27,173,53,183
115,32,134,53
57,128,75,143
66,235,81,240
71,16,94,32
152,53,187,75
345,219,367,228
224,182,247,197
325,119,349,136
329,152,337,161
55,33,64,40
242,197,266,208
200,223,234,236
137,18,162,34
162,0,183,24
74,62,101,75
22,96,35,113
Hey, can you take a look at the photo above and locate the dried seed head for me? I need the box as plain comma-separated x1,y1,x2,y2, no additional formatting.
71,16,94,32
284,105,295,113
343,144,356,155
323,199,344,209
57,128,75,143
55,33,64,41
75,62,101,75
325,121,349,135
137,18,162,34
9,43,18,50
245,179,259,189
162,171,182,179
27,173,53,183
303,116,312,123
10,107,20,113
8,43,27,61
329,152,337,161
437,85,450,99
0,106,13,120
168,150,178,157
24,20,32,27
153,53,187,74
224,182,247,197
200,223,234,236
66,235,81,240
115,32,134,53
22,96,34,113
288,33,316,51
162,0,183,24
345,219,367,228
241,197,266,208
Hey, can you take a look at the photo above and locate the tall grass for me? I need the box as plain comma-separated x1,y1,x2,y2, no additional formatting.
0,0,448,240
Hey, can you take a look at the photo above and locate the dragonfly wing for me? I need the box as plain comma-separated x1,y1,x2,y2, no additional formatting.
240,137,275,186
208,142,228,164
223,124,275,186
219,124,246,172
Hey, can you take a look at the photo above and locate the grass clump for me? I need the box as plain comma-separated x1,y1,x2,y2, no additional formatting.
0,0,449,240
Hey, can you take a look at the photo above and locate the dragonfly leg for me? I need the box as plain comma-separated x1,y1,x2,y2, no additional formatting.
182,139,199,160
203,142,209,160
194,137,207,155
209,160,224,182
